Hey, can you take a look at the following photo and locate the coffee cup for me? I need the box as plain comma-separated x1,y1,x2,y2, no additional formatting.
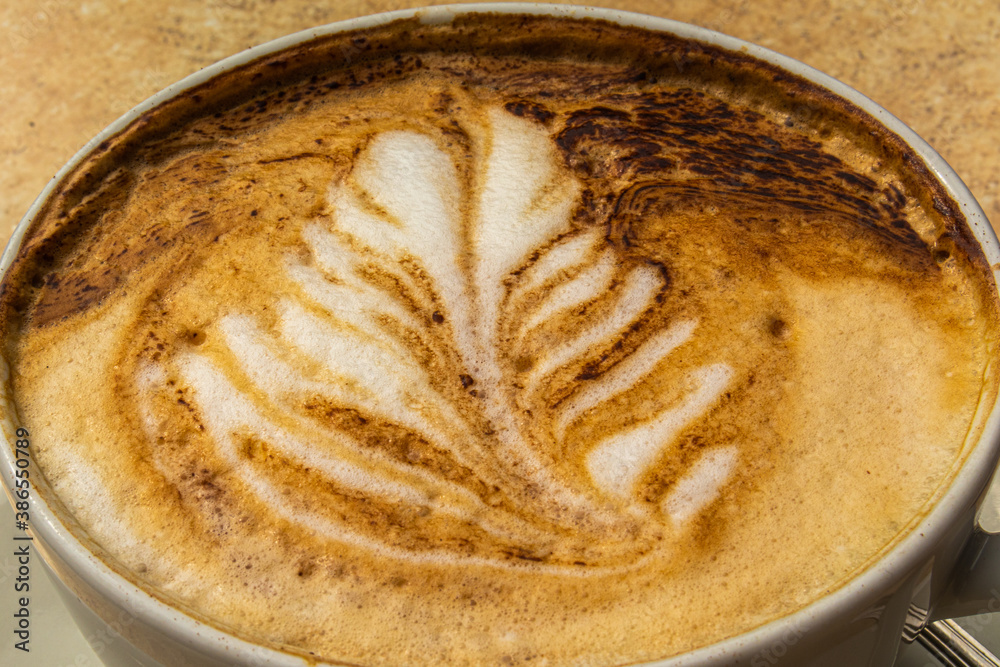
2,4,999,666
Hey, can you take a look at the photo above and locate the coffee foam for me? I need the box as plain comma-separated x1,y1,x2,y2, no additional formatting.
555,318,698,438
587,361,733,499
662,445,739,523
1,13,998,666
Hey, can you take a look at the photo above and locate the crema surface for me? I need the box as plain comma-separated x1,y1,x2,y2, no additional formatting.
1,15,997,666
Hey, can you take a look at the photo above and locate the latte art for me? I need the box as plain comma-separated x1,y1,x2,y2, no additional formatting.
133,107,740,574
2,13,998,666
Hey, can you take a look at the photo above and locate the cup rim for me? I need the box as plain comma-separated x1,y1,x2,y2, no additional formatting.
1,4,999,665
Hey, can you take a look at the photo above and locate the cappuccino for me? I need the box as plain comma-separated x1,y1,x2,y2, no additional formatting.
1,13,997,666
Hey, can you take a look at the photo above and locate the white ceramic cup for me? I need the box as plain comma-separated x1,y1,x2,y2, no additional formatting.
2,4,999,666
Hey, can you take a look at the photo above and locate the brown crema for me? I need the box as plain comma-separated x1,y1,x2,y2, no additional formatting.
1,13,998,667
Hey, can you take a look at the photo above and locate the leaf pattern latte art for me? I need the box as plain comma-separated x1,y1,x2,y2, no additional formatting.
154,108,737,572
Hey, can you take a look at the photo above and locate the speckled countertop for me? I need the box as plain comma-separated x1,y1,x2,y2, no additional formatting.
0,1,998,666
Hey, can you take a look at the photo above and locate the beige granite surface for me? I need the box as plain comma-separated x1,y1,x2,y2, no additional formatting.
0,0,998,246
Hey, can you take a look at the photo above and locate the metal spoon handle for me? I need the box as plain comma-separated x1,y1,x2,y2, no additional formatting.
916,620,1000,667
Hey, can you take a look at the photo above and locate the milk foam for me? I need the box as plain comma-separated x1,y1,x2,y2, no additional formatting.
213,314,545,543
555,319,698,438
587,363,733,498
521,250,617,334
514,227,606,297
662,445,739,523
142,108,738,572
524,265,667,394
180,352,427,506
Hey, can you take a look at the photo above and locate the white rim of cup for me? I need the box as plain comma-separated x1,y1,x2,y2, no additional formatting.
1,4,998,666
